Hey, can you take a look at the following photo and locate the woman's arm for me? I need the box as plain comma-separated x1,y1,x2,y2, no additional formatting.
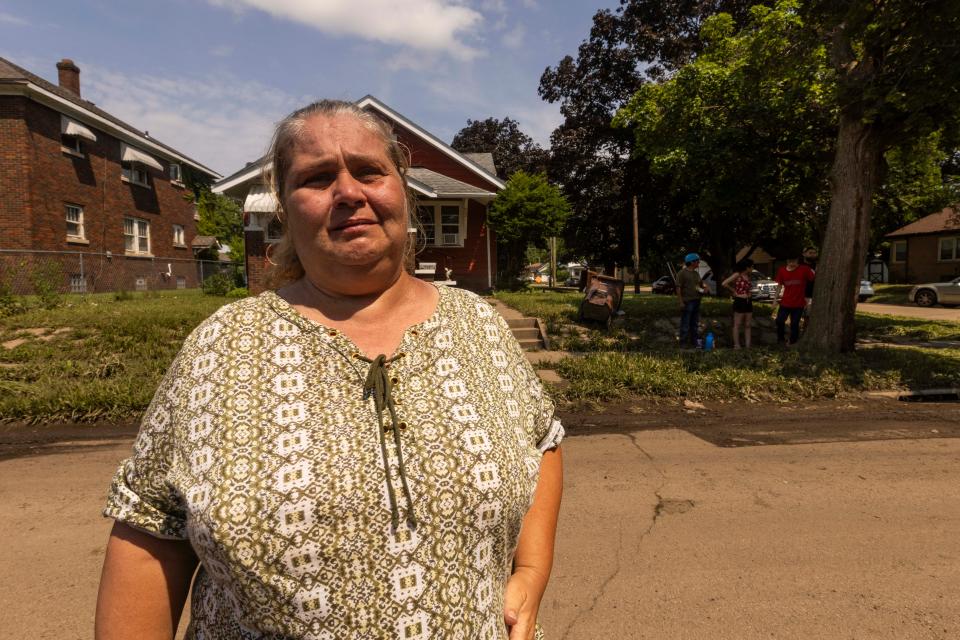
721,273,738,293
95,521,198,640
504,446,564,640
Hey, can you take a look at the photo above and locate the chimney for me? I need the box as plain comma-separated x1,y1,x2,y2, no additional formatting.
56,59,80,97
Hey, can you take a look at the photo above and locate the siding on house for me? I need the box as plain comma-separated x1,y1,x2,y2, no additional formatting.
888,233,960,283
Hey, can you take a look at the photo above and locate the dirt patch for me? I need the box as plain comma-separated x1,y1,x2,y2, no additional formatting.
557,396,960,447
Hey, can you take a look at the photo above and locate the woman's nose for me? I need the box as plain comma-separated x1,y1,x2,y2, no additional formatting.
332,170,365,207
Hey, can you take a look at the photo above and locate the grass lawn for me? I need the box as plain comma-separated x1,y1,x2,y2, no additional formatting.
495,289,960,402
0,290,233,423
867,284,913,305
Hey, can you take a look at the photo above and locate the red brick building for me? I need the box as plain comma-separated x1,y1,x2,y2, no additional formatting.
886,207,960,283
0,56,220,293
213,96,503,293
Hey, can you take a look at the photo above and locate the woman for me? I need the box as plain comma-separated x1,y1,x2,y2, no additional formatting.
95,100,564,640
721,259,754,349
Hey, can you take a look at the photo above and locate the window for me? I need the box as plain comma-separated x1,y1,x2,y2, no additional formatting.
122,162,149,187
135,276,148,291
61,134,82,155
416,202,464,246
124,217,151,255
892,241,907,263
65,204,85,240
265,215,283,242
173,224,185,246
176,276,186,290
169,163,182,183
939,237,958,262
70,274,87,293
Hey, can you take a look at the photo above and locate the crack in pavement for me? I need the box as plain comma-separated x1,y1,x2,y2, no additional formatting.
559,433,667,640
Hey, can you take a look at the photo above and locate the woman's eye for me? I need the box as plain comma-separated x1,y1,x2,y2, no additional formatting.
356,167,384,182
301,173,334,187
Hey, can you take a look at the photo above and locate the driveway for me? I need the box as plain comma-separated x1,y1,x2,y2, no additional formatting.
2,401,959,639
858,301,960,322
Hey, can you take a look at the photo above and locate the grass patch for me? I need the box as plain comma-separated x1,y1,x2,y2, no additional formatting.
556,346,960,402
857,313,960,342
867,284,913,305
0,290,232,423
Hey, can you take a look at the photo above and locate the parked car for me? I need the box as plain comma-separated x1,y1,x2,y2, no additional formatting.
858,280,875,302
651,275,676,295
749,271,778,301
909,276,960,307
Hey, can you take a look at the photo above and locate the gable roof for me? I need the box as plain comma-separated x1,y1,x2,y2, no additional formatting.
213,95,505,197
886,207,960,238
407,167,496,199
0,56,220,179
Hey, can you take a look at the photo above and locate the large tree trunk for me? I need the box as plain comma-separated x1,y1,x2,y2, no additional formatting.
802,114,883,353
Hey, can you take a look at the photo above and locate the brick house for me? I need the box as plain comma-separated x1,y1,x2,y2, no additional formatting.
886,207,960,283
0,56,221,293
212,95,503,294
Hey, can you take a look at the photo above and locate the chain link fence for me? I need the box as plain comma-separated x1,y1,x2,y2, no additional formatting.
0,249,245,296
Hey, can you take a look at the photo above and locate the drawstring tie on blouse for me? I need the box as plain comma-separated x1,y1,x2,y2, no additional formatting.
360,353,417,532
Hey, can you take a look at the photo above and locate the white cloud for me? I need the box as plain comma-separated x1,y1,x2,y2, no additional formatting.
0,12,29,25
501,24,525,49
83,64,303,174
208,0,484,60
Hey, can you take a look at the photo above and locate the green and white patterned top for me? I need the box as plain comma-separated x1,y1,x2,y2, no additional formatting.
104,284,563,639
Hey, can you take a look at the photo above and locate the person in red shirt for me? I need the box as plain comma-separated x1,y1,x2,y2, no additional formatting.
774,256,815,345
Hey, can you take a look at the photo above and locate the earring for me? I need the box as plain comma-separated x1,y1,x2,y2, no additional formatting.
265,242,278,266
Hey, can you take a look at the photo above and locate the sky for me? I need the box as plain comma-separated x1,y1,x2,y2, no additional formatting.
0,0,619,177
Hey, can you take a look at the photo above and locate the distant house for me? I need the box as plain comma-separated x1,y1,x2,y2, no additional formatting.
0,56,221,293
212,95,503,294
886,207,960,283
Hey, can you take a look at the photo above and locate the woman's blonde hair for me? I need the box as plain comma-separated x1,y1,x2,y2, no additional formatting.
262,100,414,288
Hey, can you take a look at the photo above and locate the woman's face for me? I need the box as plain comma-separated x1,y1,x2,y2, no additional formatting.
281,114,408,276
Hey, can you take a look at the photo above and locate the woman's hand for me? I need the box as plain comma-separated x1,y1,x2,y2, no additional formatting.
504,566,547,640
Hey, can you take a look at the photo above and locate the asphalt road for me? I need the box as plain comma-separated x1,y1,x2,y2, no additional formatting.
2,404,959,639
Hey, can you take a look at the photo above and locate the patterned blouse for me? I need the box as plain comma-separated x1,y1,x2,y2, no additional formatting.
104,284,564,639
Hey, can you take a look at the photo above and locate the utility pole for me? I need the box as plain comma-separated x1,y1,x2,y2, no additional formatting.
632,195,640,294
550,236,557,288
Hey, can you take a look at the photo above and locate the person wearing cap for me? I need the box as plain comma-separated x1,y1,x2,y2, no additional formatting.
676,253,709,348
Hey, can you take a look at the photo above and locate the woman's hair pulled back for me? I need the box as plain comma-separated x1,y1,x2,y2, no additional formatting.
262,100,412,288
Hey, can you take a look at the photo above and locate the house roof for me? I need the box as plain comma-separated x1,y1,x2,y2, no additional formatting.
213,95,504,197
886,207,960,238
0,56,220,179
462,152,497,176
407,167,496,199
191,235,220,249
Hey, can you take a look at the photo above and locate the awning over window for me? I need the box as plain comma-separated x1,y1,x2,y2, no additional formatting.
120,143,163,171
243,184,279,213
60,115,97,142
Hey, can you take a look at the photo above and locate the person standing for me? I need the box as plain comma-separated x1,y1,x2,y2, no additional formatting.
677,253,709,348
773,256,815,345
722,258,754,349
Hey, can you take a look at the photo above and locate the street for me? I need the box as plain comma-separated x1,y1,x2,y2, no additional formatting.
1,400,958,639
858,302,960,322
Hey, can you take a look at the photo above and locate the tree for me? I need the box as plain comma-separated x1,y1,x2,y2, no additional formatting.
195,188,244,262
613,5,836,283
539,0,762,270
451,117,549,180
801,0,960,352
488,172,571,281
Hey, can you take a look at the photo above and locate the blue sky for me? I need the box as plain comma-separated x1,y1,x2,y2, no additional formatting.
1,0,618,176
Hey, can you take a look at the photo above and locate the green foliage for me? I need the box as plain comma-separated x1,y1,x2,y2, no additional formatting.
202,272,234,296
29,262,64,310
0,279,25,317
451,117,549,180
489,172,570,243
226,287,249,298
113,289,134,302
195,188,244,261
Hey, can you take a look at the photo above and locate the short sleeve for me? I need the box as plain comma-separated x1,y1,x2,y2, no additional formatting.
492,307,565,453
103,349,189,539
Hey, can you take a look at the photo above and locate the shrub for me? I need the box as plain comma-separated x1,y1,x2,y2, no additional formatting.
226,287,249,298
0,279,25,317
29,262,63,309
114,289,134,302
202,272,234,296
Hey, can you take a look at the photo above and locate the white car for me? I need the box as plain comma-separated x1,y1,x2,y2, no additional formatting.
909,276,960,307
858,280,875,302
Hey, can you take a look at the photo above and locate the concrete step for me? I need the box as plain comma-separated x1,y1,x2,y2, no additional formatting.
506,318,538,328
517,339,543,351
511,327,541,340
